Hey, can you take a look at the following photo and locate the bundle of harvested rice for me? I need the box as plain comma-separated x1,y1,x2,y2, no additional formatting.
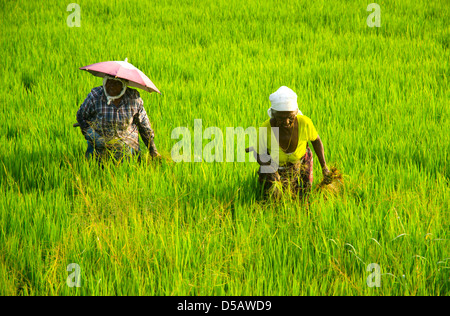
315,166,344,196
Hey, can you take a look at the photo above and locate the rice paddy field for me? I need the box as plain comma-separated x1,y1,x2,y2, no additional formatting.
1,0,449,296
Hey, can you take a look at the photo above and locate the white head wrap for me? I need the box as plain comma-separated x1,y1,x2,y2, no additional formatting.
103,75,128,105
267,86,303,118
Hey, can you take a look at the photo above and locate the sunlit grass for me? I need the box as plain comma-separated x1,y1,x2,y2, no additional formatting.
0,0,449,295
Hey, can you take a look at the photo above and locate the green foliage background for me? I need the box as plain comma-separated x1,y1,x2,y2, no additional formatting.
0,0,449,295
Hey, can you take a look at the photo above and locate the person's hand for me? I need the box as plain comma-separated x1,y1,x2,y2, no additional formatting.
322,166,332,184
150,150,162,160
246,147,264,165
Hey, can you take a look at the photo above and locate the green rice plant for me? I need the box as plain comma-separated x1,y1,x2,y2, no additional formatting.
0,0,448,296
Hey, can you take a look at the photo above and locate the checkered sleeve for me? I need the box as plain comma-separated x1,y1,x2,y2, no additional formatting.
76,91,95,137
135,96,158,154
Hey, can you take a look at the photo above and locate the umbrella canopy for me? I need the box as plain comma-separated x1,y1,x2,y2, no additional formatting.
79,58,160,94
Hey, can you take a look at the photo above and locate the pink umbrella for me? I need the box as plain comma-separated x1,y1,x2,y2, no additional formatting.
79,58,161,94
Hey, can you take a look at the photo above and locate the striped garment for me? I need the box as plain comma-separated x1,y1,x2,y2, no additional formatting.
76,86,158,155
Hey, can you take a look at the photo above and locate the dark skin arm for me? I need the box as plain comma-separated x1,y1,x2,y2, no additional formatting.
245,147,272,166
311,136,330,178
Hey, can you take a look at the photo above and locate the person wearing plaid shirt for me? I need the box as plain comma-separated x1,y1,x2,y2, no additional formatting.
76,76,160,162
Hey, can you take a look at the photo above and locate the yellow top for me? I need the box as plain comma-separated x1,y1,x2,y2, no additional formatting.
256,115,318,166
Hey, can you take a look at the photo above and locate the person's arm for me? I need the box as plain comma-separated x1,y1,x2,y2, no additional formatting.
135,99,160,157
76,93,94,138
76,92,105,150
245,124,280,172
245,147,272,166
311,136,331,179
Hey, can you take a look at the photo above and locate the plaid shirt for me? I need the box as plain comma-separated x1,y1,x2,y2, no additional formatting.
76,86,157,154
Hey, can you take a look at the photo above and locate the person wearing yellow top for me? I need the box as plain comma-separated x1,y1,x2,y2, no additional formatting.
246,86,331,199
